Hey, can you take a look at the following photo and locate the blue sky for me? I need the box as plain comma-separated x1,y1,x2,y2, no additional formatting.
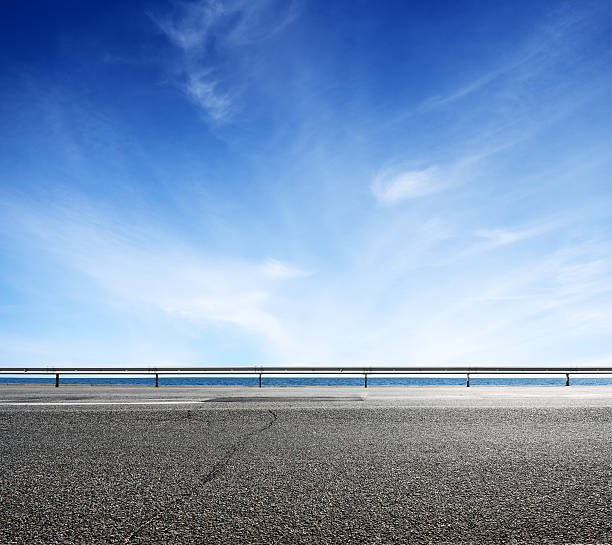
0,0,611,366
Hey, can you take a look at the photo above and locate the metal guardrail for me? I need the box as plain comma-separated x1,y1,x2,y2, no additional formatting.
1,366,612,388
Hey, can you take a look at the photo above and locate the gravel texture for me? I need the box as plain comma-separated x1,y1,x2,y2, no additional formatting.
1,399,611,544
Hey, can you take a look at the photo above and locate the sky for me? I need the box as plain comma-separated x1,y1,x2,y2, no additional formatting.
0,0,611,366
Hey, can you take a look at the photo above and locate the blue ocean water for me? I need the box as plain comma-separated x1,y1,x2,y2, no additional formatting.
1,376,612,386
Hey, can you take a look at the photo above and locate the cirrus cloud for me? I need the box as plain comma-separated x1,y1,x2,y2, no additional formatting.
371,165,442,204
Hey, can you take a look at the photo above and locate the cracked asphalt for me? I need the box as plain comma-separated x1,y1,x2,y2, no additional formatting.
1,388,612,544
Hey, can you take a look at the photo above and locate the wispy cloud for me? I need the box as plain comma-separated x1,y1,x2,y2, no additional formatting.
373,3,610,172
421,5,607,112
153,0,226,50
0,197,311,359
474,222,558,248
421,65,510,111
371,165,442,204
378,242,612,364
1,2,609,368
151,0,298,121
370,155,481,205
259,258,310,279
1,192,611,365
185,71,232,121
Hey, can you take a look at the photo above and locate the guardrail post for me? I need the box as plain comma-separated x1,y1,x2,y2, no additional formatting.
155,373,159,387
566,373,570,387
364,373,368,388
466,373,470,387
55,373,59,388
259,373,262,388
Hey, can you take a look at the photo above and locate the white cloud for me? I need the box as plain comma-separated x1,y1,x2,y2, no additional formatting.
2,194,611,366
420,7,603,112
152,0,226,50
153,0,297,51
471,218,567,252
371,165,442,204
259,258,310,279
82,251,289,347
475,227,542,247
151,0,298,121
370,153,485,205
185,72,231,121
1,199,311,357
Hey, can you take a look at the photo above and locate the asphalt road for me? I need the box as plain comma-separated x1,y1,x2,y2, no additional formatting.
1,386,611,544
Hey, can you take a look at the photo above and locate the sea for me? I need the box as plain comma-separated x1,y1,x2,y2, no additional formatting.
1,376,612,386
